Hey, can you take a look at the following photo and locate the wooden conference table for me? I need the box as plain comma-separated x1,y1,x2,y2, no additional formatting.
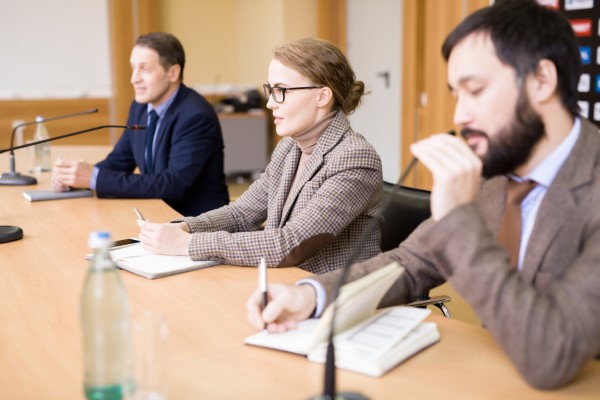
0,146,599,399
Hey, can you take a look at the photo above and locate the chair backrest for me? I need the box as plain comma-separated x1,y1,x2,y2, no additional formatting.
380,182,431,252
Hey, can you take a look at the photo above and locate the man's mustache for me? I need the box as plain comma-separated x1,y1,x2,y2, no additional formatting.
460,127,488,140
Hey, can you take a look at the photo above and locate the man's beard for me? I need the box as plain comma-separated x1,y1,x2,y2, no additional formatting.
461,90,545,178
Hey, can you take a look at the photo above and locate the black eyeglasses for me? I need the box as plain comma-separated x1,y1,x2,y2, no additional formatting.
263,83,324,103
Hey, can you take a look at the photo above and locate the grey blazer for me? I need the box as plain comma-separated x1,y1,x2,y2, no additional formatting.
314,118,600,388
181,111,383,274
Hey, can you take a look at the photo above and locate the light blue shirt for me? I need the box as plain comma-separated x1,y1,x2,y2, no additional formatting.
513,117,580,270
305,118,582,316
90,86,180,189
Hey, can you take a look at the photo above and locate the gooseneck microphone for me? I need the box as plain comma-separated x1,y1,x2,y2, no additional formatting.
0,124,146,155
312,130,455,400
0,108,99,186
0,123,146,244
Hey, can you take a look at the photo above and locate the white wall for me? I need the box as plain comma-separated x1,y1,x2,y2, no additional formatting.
0,0,318,100
0,0,111,99
347,0,402,182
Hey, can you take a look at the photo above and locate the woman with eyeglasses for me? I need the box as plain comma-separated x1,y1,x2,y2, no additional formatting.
137,37,382,274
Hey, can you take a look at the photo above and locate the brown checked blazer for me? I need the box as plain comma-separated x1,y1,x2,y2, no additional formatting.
313,118,600,388
180,111,383,274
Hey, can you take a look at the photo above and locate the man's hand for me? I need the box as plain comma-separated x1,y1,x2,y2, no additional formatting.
51,157,70,192
51,158,93,189
246,284,317,333
137,219,191,256
410,133,482,221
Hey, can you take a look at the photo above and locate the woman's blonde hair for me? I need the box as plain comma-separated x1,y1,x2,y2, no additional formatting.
273,38,365,115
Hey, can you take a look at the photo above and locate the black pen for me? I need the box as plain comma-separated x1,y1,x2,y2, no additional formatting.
259,257,268,310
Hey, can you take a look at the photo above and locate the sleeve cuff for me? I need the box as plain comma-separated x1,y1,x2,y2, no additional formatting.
296,278,326,318
90,166,99,191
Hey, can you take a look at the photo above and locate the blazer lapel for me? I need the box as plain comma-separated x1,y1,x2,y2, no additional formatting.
478,176,507,233
136,109,150,170
280,148,324,225
521,178,576,282
274,146,301,227
151,85,188,168
521,119,597,282
279,112,349,226
151,113,171,166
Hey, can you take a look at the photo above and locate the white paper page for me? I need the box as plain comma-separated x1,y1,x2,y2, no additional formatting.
310,263,405,348
333,306,430,360
244,318,321,355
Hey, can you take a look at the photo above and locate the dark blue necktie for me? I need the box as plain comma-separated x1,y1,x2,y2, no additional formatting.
144,110,159,173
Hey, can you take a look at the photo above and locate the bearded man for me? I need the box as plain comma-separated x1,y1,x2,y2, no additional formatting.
246,0,600,390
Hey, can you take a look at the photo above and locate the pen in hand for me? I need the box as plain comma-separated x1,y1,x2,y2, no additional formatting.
259,257,268,326
133,207,145,220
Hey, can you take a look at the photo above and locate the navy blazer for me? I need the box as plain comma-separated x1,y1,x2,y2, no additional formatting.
95,84,229,216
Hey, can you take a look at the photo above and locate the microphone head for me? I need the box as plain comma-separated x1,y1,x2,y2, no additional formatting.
128,125,146,130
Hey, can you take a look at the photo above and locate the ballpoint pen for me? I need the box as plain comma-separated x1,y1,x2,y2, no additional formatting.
259,257,268,310
133,207,145,220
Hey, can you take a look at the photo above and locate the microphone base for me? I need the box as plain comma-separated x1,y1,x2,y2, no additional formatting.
0,172,37,186
0,226,24,243
307,392,370,400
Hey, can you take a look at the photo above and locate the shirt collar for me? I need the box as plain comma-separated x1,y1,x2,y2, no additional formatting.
146,85,180,119
511,117,581,188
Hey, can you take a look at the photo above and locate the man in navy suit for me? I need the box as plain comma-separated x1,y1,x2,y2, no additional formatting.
51,32,229,216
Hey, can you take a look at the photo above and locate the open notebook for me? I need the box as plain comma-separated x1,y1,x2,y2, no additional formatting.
245,262,440,377
87,242,218,279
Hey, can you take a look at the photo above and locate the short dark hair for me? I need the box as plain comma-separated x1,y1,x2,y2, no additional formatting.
135,32,185,82
441,0,581,116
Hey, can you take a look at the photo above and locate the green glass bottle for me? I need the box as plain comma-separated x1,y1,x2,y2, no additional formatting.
81,231,134,400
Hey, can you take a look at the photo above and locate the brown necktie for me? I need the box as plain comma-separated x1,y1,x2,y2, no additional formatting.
496,179,537,267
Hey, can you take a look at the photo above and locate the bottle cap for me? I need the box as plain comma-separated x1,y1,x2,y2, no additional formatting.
88,231,111,249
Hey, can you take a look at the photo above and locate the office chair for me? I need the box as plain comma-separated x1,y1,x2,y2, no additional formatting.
381,182,451,317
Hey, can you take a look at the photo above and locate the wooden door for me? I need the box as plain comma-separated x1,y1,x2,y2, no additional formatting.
401,0,489,189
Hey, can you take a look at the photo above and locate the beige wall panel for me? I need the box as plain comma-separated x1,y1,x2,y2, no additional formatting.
235,0,317,87
282,0,317,42
0,99,111,146
160,0,238,86
235,0,284,87
159,0,317,89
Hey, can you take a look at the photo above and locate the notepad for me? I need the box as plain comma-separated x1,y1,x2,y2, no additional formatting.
88,243,219,279
244,262,440,377
23,189,93,202
307,310,440,377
